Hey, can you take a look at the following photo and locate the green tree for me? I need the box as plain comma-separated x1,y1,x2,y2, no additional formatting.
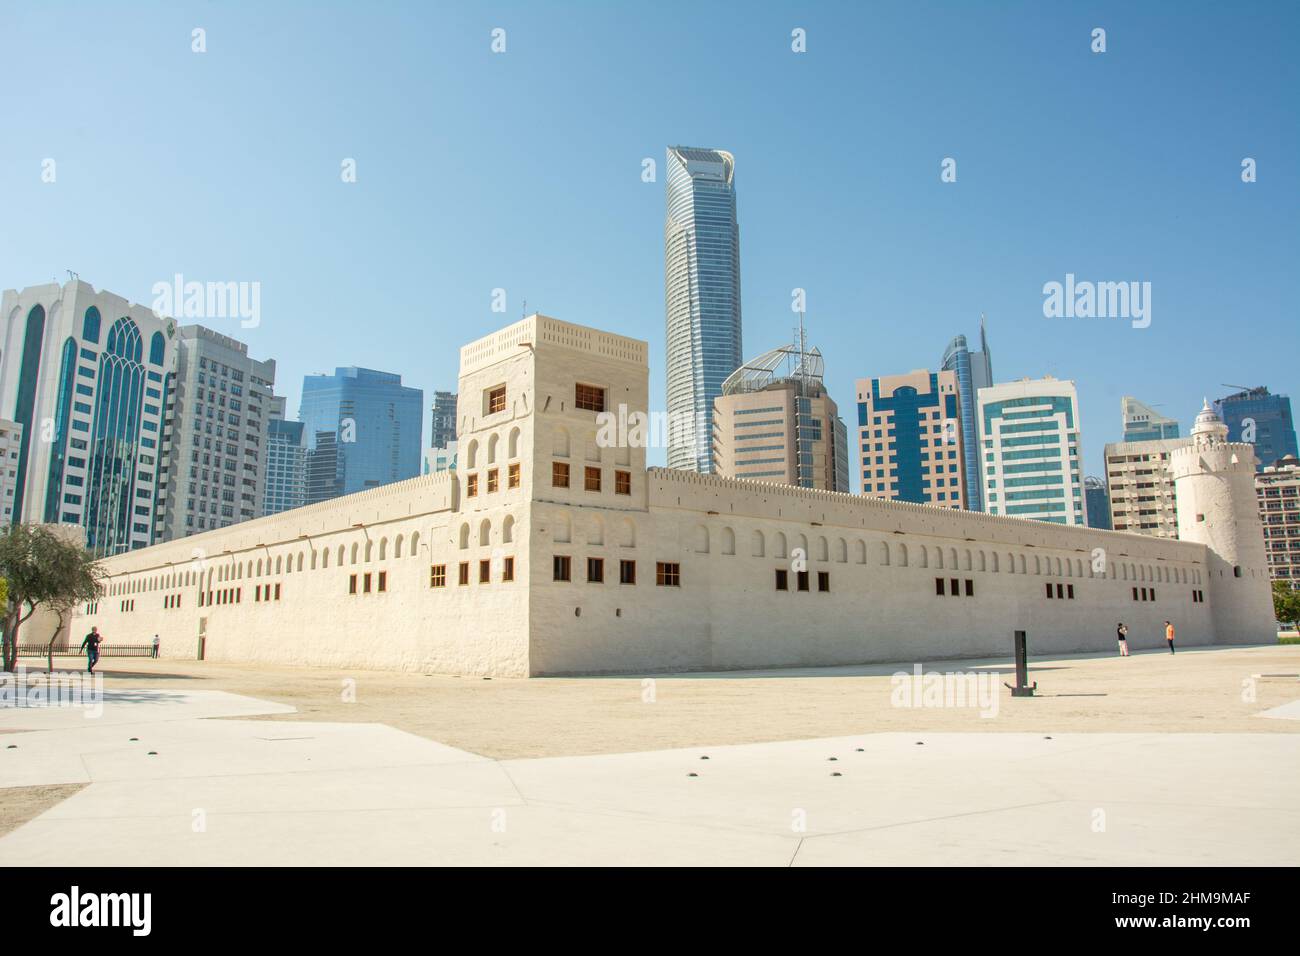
0,524,104,672
1273,580,1300,629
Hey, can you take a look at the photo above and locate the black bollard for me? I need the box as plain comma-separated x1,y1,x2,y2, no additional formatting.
1006,629,1037,697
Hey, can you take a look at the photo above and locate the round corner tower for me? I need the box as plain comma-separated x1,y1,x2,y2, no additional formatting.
1171,400,1274,643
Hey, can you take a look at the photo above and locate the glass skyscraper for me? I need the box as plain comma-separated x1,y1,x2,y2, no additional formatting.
298,367,423,504
665,146,743,473
1214,387,1298,470
940,317,993,511
1121,396,1180,442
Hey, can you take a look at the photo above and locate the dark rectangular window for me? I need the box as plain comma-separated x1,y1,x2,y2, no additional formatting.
363,573,372,593
587,557,604,583
458,562,470,586
553,555,571,582
274,583,281,600
615,470,631,495
1150,588,1155,601
817,571,830,592
951,578,960,596
1066,583,1074,600
776,569,789,591
937,577,946,596
619,560,636,585
487,469,499,493
552,462,569,488
430,564,447,587
479,560,491,583
467,473,478,497
502,557,515,582
487,385,506,414
349,574,358,595
508,463,520,488
575,383,606,412
1046,583,1054,599
656,562,680,587
965,579,974,597
797,570,810,592
1056,583,1064,599
585,466,601,492
1133,586,1139,601
378,572,387,593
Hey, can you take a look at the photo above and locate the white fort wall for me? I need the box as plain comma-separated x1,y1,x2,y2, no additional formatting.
526,470,1219,675
72,314,1275,677
74,468,532,676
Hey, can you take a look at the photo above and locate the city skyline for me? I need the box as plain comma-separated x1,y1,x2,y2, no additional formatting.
2,3,1296,491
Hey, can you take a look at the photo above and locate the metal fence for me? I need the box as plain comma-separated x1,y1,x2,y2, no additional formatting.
16,644,156,658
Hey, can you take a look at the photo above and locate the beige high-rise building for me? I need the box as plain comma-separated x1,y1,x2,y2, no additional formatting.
0,418,22,522
857,369,965,508
1257,454,1300,587
712,343,849,492
1104,436,1188,537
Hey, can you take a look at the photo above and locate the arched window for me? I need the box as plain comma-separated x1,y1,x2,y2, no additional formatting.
465,439,479,469
487,433,499,464
459,523,470,549
879,541,890,566
773,532,787,560
149,331,165,366
509,427,521,459
835,538,847,563
350,543,359,565
502,515,515,544
552,427,569,458
410,531,420,556
379,538,387,560
620,517,636,548
721,527,736,556
695,525,710,554
588,515,604,546
920,547,929,569
479,519,491,547
82,306,101,344
899,543,909,567
365,540,373,562
817,536,828,562
395,535,404,559
752,530,765,558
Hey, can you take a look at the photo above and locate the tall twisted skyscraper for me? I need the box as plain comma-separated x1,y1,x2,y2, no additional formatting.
665,146,743,472
940,316,993,511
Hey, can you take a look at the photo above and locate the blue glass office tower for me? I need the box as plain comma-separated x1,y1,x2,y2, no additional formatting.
298,367,423,503
1214,387,1298,470
665,146,743,473
940,317,993,510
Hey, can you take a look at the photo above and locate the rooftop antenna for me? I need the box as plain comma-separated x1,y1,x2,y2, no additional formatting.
66,270,79,283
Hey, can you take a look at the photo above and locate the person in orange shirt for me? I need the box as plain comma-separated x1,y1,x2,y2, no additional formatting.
1164,620,1175,654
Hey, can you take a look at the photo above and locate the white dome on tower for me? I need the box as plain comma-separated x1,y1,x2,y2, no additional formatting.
1190,398,1228,446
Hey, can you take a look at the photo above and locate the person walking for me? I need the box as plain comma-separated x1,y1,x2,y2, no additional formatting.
1116,623,1129,657
1164,620,1176,654
79,626,102,674
152,634,160,659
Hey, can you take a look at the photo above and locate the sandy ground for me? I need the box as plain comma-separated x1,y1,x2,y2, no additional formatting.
14,643,1299,760
0,784,87,837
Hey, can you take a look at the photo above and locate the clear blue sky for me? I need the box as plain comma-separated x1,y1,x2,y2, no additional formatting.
3,0,1296,485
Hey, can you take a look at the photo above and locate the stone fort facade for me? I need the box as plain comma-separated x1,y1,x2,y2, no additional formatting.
73,316,1275,676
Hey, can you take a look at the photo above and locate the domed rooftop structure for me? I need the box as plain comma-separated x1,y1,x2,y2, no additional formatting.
721,343,825,396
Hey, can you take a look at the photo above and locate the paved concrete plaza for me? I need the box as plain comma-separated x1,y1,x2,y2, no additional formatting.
1,646,1298,865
